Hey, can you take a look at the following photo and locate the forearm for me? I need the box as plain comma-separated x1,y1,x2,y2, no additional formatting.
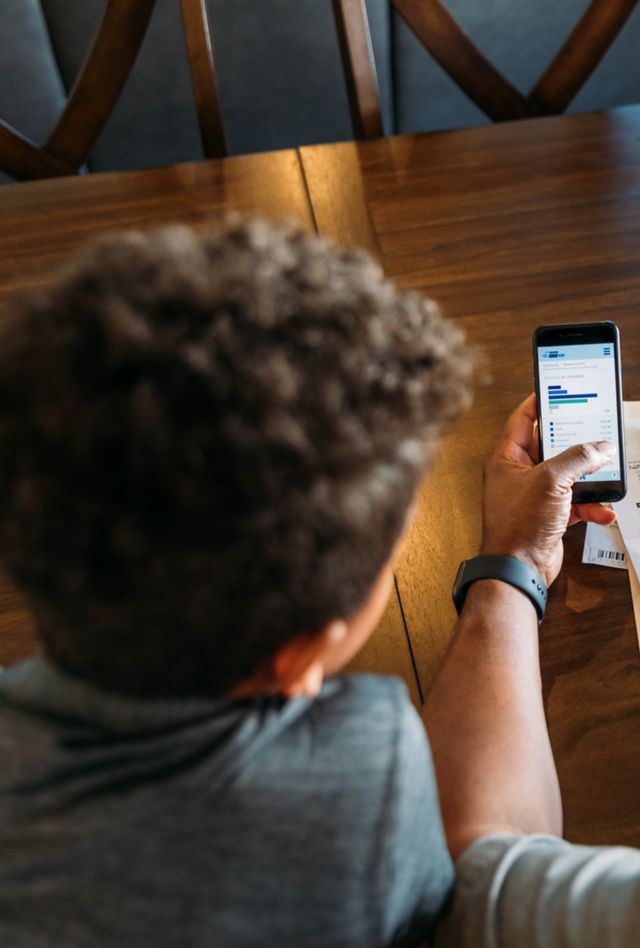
424,579,561,860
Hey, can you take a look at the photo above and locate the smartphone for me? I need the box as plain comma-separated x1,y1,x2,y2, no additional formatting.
533,322,626,503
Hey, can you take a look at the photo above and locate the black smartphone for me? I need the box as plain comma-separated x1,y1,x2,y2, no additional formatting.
532,322,626,503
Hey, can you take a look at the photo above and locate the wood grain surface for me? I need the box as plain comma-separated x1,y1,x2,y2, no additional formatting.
0,146,419,703
0,151,311,304
303,107,640,845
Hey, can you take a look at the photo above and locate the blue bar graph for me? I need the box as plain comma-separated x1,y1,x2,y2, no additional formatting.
549,393,597,400
548,384,598,408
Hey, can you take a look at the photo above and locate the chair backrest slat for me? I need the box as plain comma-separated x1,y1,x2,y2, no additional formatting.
393,0,533,122
530,0,640,113
0,0,226,181
180,0,227,159
44,0,158,168
0,121,75,182
332,0,384,140
5,0,638,180
333,0,640,137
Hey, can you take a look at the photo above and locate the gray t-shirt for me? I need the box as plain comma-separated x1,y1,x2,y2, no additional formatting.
0,657,453,947
435,833,640,948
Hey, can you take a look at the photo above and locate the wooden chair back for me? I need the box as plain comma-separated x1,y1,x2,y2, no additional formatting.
0,0,226,183
332,0,640,137
180,0,227,159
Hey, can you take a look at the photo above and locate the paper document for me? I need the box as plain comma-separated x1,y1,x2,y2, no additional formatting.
612,402,640,578
582,520,627,569
581,402,640,647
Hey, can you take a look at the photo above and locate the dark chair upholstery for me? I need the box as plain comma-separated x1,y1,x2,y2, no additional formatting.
19,0,391,173
335,0,640,139
0,0,65,182
1,0,639,180
0,0,157,181
391,0,640,135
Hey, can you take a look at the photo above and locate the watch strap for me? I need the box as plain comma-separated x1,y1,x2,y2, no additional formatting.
453,554,547,622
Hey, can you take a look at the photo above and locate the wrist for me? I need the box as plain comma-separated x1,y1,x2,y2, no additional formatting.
462,578,539,624
479,543,539,573
480,541,560,588
453,554,548,623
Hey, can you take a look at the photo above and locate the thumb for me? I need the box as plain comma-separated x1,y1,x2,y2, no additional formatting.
542,441,616,489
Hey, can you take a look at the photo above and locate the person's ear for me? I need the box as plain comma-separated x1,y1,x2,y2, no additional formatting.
273,621,347,699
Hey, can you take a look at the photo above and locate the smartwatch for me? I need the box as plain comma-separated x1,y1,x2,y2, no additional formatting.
452,554,547,622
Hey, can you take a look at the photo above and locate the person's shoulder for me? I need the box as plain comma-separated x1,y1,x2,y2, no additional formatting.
308,673,429,772
314,676,452,940
315,673,415,734
321,672,412,709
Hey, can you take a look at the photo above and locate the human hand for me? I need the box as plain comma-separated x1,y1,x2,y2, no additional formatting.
481,394,617,586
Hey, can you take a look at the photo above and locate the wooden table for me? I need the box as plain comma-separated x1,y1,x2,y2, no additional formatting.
2,106,640,847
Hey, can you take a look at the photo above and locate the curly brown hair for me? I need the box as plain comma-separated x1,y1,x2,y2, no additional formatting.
0,218,474,697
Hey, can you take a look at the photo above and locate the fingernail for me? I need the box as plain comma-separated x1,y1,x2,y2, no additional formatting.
595,440,616,457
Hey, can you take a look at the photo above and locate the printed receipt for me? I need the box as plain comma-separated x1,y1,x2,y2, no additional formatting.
583,520,627,570
583,401,640,640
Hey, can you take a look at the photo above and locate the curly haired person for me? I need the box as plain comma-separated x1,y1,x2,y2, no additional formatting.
0,218,632,948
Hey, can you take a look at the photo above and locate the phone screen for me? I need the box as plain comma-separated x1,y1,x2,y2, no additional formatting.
536,340,623,485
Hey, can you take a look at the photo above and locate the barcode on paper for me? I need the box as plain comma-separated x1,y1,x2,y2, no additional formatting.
582,521,628,570
596,549,626,562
